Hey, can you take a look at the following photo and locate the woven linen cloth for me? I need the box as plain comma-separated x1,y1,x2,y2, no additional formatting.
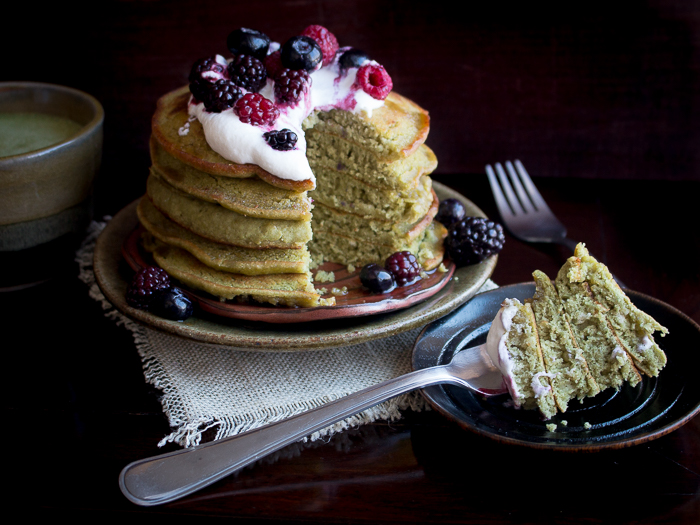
77,220,497,448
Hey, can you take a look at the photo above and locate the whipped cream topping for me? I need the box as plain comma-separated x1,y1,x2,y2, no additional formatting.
187,49,386,185
485,299,520,400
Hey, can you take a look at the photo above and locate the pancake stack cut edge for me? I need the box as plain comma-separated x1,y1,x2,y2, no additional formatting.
137,85,447,308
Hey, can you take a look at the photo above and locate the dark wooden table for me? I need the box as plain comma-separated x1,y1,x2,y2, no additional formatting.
2,0,699,522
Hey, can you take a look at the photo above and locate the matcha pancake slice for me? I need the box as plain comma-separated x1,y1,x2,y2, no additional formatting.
498,299,557,419
306,133,437,191
310,219,447,270
138,197,310,275
151,86,314,192
303,91,430,162
555,253,641,391
573,244,668,376
151,138,312,221
146,173,312,249
310,189,438,248
530,270,600,412
144,239,324,308
310,172,433,223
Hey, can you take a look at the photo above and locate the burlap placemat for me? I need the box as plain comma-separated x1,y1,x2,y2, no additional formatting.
77,220,497,448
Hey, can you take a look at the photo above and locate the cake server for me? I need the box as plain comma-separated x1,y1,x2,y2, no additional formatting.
119,342,506,506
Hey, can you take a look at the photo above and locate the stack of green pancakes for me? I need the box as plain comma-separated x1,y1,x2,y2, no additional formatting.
496,244,668,419
137,86,446,307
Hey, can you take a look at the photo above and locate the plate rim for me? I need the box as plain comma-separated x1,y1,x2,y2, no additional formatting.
412,282,700,451
93,181,497,350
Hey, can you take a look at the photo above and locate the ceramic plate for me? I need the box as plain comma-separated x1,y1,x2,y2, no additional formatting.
412,283,700,451
93,182,496,350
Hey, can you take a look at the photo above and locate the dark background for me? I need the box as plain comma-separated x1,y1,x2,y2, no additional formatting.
4,0,699,220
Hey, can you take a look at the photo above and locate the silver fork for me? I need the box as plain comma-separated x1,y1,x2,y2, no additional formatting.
486,160,626,287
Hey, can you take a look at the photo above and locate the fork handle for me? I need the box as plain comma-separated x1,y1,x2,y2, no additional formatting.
118,365,460,507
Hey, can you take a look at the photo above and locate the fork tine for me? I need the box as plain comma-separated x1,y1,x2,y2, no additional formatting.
494,162,525,215
486,164,518,217
513,160,550,211
504,161,536,213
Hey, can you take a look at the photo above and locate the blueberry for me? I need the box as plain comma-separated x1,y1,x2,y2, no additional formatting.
339,48,370,70
360,263,396,294
152,287,194,321
280,36,322,71
436,198,466,227
227,28,270,61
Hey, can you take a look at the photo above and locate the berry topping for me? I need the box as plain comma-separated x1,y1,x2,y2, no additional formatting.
280,36,323,71
151,287,194,321
228,54,267,93
274,68,310,105
126,266,171,309
264,50,284,79
189,55,228,85
234,92,280,126
385,251,421,286
444,217,505,267
436,198,466,227
359,263,396,294
200,79,243,113
300,24,339,67
356,63,393,100
226,28,271,61
339,48,370,70
263,129,298,151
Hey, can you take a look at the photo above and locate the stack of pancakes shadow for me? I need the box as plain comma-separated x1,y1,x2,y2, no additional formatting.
499,244,668,419
136,85,448,308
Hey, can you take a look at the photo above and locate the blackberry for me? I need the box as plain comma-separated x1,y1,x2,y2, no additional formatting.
339,48,370,71
264,50,283,79
385,251,421,286
301,25,339,67
263,129,298,151
435,198,466,227
359,263,395,294
201,79,243,113
188,55,227,85
151,287,194,321
280,36,322,71
226,28,270,61
234,92,280,126
228,54,267,92
274,68,310,105
445,217,505,267
126,266,171,309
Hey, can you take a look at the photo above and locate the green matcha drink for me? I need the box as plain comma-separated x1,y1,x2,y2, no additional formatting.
0,112,83,157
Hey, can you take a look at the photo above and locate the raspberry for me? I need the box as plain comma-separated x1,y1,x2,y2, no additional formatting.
301,25,339,67
200,79,243,113
263,129,298,151
274,68,310,105
356,63,392,100
360,263,395,294
228,54,267,92
445,217,505,267
385,251,421,286
126,266,171,309
264,50,284,79
234,92,280,126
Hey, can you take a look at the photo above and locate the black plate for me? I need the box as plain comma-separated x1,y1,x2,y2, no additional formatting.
412,283,700,451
